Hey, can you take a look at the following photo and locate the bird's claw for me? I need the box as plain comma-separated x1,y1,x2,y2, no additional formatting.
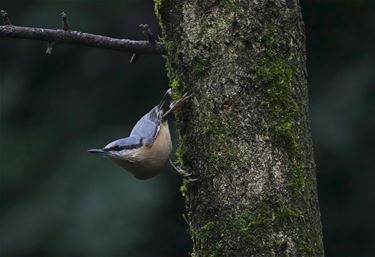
169,91,192,110
169,159,197,182
162,91,193,119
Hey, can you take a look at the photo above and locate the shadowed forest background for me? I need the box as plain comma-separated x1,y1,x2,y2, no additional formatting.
0,0,374,256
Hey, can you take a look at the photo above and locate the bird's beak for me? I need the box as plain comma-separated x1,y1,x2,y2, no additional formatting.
87,149,107,155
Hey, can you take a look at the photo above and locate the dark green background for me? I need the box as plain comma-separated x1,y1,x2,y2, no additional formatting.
0,0,374,256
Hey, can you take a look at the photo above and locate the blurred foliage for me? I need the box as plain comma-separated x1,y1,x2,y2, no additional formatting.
302,1,375,256
0,0,374,256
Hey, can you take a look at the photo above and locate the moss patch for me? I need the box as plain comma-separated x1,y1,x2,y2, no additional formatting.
297,241,318,256
256,23,306,197
231,206,273,237
192,205,305,256
175,133,187,166
164,56,184,100
180,179,188,198
169,76,183,99
154,0,166,21
200,116,236,164
219,0,237,10
192,222,224,257
193,57,209,74
257,58,300,156
163,39,175,53
231,205,303,237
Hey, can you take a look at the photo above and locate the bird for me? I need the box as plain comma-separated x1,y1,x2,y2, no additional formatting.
88,89,192,180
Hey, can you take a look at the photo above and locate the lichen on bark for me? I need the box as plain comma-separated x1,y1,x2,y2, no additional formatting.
154,0,324,256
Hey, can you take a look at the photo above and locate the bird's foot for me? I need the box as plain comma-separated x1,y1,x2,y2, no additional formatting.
170,91,192,110
169,159,197,182
163,91,192,119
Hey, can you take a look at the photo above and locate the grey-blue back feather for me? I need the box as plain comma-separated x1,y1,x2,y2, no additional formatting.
130,106,161,143
104,136,142,150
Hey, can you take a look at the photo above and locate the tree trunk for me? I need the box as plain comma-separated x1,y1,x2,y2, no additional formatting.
155,0,324,256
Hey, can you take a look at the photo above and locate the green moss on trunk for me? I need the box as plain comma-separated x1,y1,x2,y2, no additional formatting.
256,23,307,197
153,0,324,256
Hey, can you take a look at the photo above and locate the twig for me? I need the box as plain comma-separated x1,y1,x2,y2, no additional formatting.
0,25,166,54
139,24,156,45
1,10,11,25
130,53,138,64
45,41,55,55
60,11,69,31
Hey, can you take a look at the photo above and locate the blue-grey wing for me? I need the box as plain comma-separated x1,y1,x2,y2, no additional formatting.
130,106,161,144
104,136,142,151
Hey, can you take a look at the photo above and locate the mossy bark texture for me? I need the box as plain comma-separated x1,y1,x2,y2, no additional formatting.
155,0,324,256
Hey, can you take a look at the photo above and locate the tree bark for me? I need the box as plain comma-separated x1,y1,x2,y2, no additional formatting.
155,0,324,256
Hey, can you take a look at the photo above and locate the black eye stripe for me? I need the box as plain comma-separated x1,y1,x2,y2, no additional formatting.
105,142,143,152
103,145,123,151
113,146,123,151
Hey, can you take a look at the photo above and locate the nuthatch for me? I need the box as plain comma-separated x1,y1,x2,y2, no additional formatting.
88,89,192,180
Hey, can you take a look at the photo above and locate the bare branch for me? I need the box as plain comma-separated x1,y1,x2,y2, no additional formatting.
0,25,166,54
